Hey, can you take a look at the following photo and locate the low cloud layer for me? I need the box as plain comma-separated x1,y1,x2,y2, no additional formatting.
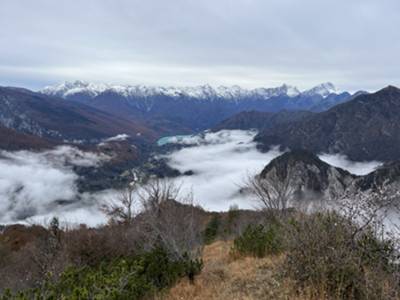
0,146,110,226
0,130,386,226
164,130,383,211
164,130,283,211
319,153,381,175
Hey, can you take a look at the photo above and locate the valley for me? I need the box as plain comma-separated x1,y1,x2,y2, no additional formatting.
3,1,400,297
0,83,398,226
1,81,400,299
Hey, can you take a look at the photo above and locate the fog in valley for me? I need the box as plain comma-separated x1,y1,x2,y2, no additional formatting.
0,130,382,226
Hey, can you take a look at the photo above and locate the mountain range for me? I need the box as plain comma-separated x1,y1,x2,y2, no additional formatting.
0,86,158,147
1,81,400,199
41,81,337,101
255,86,400,162
2,81,400,165
40,81,355,131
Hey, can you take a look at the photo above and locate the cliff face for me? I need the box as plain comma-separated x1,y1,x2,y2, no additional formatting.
259,150,356,204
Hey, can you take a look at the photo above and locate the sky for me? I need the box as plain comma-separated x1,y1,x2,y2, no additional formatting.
1,0,400,91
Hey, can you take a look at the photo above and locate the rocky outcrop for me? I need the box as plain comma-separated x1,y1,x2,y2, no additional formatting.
259,150,356,203
259,150,400,207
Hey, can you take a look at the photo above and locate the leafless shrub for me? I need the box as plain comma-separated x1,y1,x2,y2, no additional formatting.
244,168,297,218
27,218,67,282
339,181,400,244
63,224,142,266
284,211,400,299
0,242,10,266
101,172,141,225
138,179,204,261
282,180,400,299
0,247,39,292
0,218,68,292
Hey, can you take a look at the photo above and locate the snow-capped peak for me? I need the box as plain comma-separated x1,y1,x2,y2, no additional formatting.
42,80,110,98
304,82,337,98
279,84,301,97
40,81,337,101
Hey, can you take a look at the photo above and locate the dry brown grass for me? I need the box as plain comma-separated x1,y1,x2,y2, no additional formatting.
158,240,326,300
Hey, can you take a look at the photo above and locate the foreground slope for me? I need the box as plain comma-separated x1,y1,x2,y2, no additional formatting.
163,241,293,300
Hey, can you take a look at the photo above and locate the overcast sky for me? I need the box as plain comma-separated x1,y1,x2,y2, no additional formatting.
1,0,399,91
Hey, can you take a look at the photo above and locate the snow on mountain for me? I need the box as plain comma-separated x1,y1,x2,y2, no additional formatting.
253,84,301,98
41,81,339,100
41,80,108,98
303,82,337,98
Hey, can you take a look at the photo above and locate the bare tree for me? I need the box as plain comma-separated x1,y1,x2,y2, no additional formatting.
138,179,204,261
101,171,142,225
245,167,297,215
28,217,67,284
101,173,203,262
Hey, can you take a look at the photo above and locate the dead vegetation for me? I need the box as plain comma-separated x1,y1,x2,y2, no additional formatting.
161,240,320,300
2,176,400,299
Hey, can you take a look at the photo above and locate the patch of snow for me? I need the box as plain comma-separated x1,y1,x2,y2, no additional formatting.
104,134,130,142
303,82,337,98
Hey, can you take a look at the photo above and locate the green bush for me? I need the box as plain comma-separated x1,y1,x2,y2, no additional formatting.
232,223,284,258
2,247,202,300
203,215,220,244
224,205,240,236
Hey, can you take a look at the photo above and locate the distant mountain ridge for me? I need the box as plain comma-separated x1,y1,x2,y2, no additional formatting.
0,86,157,145
256,86,400,162
41,80,339,100
213,110,315,131
40,81,354,131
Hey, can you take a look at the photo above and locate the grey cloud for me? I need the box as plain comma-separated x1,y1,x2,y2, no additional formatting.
319,153,381,176
1,0,400,91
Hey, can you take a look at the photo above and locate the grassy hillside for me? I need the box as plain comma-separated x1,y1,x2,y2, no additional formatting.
163,241,294,300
